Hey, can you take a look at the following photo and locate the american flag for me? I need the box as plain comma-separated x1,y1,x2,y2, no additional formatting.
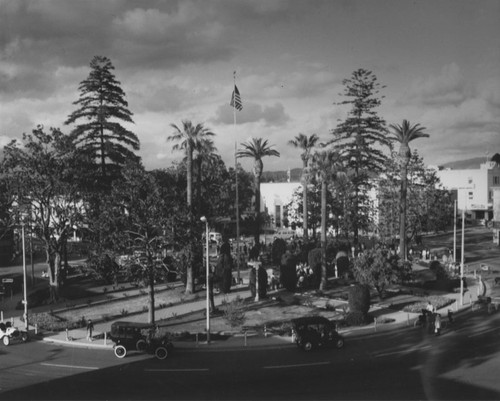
230,85,243,111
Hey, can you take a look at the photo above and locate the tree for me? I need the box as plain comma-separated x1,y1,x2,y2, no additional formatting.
0,126,85,302
389,120,429,260
168,121,215,214
352,246,411,298
331,69,391,244
310,149,346,290
237,138,280,246
167,121,215,294
288,133,319,240
110,163,173,324
193,138,217,215
65,55,140,187
378,150,453,245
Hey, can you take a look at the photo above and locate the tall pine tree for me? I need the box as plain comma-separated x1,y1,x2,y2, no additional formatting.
331,69,392,245
65,55,140,189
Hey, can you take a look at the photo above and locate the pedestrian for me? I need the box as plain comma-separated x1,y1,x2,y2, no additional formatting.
86,319,94,342
447,309,454,325
434,313,441,336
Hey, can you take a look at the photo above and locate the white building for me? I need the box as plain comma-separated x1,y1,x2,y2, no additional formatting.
435,161,500,220
260,182,302,230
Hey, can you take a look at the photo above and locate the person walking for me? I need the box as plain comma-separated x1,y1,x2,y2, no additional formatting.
434,313,442,336
86,319,94,342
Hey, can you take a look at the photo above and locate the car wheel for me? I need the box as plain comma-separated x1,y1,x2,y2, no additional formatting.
114,345,127,358
3,336,10,346
335,338,344,349
21,332,28,342
136,339,147,351
302,341,313,352
155,346,168,360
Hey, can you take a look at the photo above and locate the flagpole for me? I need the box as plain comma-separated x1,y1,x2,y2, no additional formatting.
233,71,241,283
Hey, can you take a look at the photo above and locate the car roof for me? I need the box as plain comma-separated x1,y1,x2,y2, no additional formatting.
291,316,331,325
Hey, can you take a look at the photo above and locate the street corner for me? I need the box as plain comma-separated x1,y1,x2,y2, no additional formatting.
41,331,114,350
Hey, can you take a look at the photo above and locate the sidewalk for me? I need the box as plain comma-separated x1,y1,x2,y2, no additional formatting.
38,278,487,351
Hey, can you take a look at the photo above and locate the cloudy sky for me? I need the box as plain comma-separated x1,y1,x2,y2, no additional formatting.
1,0,499,172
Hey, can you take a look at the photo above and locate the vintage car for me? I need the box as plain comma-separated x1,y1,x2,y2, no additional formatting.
0,321,28,346
109,321,173,360
291,316,344,352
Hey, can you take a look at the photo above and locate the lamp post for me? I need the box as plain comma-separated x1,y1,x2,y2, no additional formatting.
21,224,28,330
200,216,210,343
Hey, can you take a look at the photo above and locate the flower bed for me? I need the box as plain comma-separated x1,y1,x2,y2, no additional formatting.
402,295,455,313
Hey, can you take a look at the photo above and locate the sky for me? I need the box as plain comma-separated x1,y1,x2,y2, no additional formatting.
1,0,499,173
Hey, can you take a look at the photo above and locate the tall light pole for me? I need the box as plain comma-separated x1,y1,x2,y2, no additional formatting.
460,207,465,306
21,224,28,330
200,216,210,343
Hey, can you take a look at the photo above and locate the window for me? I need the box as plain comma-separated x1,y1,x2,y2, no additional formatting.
468,177,473,184
468,192,473,200
494,176,499,185
489,191,493,201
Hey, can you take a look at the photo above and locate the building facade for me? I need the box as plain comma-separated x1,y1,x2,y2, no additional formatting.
435,161,500,220
260,182,302,231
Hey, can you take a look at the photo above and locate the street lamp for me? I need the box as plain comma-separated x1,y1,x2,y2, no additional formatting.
21,224,28,330
200,216,210,343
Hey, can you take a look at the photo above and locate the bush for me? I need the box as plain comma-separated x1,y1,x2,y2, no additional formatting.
280,251,297,292
308,248,322,288
348,284,370,315
222,296,246,328
345,311,373,326
429,260,449,280
402,295,455,313
29,312,85,331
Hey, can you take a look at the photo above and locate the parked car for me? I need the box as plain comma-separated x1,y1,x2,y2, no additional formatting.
109,321,173,360
291,316,344,352
0,321,28,346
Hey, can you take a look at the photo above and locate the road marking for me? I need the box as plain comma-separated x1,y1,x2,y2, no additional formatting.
375,345,432,358
467,327,498,338
145,368,209,372
263,361,330,369
40,363,98,370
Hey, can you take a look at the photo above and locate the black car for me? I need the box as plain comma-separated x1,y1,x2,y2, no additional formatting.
109,321,173,359
291,316,344,352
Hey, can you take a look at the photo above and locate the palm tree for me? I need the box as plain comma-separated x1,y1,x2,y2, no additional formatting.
288,133,319,241
236,138,280,247
193,138,217,214
389,119,429,261
168,121,215,213
311,148,346,291
167,121,215,294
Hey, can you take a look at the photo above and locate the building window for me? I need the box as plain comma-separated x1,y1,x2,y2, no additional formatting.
489,191,493,201
468,177,473,184
494,176,499,185
468,192,473,200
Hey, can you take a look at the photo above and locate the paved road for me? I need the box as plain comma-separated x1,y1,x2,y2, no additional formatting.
2,309,499,400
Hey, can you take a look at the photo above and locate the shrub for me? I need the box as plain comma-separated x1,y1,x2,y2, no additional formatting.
222,296,246,328
29,312,84,331
345,311,373,326
348,284,370,315
402,295,454,313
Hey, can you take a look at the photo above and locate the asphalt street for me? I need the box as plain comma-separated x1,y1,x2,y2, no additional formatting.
2,310,499,400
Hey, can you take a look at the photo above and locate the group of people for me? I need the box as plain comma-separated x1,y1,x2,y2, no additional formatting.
417,302,454,336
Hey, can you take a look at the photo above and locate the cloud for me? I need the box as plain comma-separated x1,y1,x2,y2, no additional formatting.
212,102,290,127
404,63,468,107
